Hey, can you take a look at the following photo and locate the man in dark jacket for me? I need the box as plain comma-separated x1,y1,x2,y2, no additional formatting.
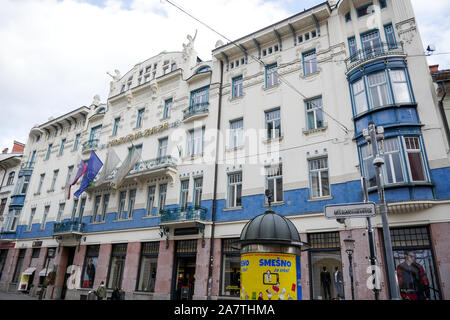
397,251,430,300
320,266,332,300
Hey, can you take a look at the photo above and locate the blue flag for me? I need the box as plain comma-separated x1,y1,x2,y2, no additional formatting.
74,151,103,198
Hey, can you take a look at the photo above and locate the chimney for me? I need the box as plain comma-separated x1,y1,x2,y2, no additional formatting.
429,65,439,73
12,141,25,153
2,148,8,154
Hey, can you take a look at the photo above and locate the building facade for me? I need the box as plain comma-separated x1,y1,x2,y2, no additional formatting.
0,0,449,300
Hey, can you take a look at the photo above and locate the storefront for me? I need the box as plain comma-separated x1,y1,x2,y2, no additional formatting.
80,245,99,289
308,232,343,300
220,238,240,298
171,240,197,300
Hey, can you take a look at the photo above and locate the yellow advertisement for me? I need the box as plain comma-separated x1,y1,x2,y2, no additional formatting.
240,252,302,300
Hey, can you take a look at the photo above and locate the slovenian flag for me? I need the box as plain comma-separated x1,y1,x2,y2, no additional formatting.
74,151,103,198
66,155,87,200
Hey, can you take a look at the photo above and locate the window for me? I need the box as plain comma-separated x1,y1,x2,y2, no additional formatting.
7,210,21,232
144,74,150,83
265,64,278,88
6,172,15,186
81,245,99,288
361,143,377,188
229,119,243,149
146,186,156,216
112,117,120,136
180,180,190,211
368,71,392,108
221,238,240,297
100,194,110,222
404,137,427,182
352,79,368,114
227,172,242,208
190,86,209,109
361,30,382,58
92,195,101,223
384,24,397,49
303,50,318,76
145,66,151,73
390,69,411,103
77,198,86,222
41,205,50,230
121,84,126,93
305,97,324,130
266,164,283,203
45,144,52,160
158,138,168,159
298,35,303,43
309,158,330,198
380,0,387,9
118,191,127,219
73,134,80,151
56,203,65,223
126,189,136,219
187,127,205,156
136,242,159,292
65,166,73,188
232,76,243,98
0,198,6,216
348,37,358,61
20,175,30,195
193,177,203,207
136,108,145,128
27,208,36,231
71,199,79,221
383,138,405,185
171,63,177,71
305,33,310,41
163,98,172,119
50,170,59,191
357,3,374,17
59,139,66,156
36,173,44,194
32,248,40,259
265,108,281,139
107,244,127,289
158,184,167,212
311,30,317,38
345,12,351,22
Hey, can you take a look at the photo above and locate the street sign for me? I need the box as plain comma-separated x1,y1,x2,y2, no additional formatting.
324,202,377,219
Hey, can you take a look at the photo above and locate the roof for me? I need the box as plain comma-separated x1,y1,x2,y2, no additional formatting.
431,70,450,82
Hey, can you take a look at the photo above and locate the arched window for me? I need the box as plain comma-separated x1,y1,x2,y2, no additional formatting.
196,66,211,74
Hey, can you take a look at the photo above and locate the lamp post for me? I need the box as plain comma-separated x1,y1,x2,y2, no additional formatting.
344,236,355,300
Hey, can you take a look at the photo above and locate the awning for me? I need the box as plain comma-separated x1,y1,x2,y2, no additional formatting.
39,268,51,277
22,267,36,275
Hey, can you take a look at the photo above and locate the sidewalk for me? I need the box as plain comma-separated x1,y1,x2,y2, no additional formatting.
0,291,39,300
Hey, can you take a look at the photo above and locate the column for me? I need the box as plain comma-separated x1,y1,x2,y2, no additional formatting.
154,240,174,299
122,242,141,293
94,243,112,288
193,238,210,300
299,233,309,300
211,238,221,298
33,247,48,287
430,222,450,300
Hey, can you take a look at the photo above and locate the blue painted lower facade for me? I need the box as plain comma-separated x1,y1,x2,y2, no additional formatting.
7,166,449,240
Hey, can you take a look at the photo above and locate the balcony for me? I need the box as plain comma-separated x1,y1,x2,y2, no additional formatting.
82,139,99,154
160,205,207,225
345,42,405,73
20,161,35,170
182,102,209,122
53,220,85,235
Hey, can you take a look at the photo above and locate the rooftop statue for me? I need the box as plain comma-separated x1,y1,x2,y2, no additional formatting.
182,30,197,61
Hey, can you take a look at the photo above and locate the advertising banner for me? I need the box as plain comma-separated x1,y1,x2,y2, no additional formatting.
240,252,301,300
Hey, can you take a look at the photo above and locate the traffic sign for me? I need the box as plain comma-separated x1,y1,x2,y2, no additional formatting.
324,202,377,219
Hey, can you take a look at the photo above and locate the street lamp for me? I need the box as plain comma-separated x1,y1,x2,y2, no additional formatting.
344,236,355,300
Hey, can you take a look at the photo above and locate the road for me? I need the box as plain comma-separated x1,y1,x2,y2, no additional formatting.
0,291,38,300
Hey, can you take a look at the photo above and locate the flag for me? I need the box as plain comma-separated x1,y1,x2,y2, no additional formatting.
111,146,140,189
74,151,103,198
66,155,87,200
94,148,120,186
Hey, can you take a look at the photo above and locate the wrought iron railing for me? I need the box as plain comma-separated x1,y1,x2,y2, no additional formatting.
53,220,85,234
345,42,405,72
82,139,99,152
160,205,207,223
183,102,209,120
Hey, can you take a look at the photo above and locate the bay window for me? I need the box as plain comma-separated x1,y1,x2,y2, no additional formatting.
404,137,427,182
383,138,405,184
390,69,411,103
353,79,368,114
368,71,392,108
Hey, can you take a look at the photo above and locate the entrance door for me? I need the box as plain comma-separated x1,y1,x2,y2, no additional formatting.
173,256,196,300
60,247,76,300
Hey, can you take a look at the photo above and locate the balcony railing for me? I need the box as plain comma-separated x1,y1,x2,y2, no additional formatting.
20,161,35,170
104,156,177,181
345,42,405,72
53,220,85,234
183,102,209,121
160,205,207,223
82,139,99,153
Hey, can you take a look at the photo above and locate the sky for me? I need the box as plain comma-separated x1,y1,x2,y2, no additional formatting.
1,0,449,152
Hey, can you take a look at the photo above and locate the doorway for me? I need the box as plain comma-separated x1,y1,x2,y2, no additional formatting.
60,247,76,300
171,239,198,300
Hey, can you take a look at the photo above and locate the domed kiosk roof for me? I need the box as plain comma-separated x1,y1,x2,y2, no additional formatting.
240,208,304,248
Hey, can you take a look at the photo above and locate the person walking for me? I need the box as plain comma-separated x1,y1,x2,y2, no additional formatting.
111,286,121,300
95,281,107,301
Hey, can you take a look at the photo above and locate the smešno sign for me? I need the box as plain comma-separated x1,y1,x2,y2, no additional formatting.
324,202,377,219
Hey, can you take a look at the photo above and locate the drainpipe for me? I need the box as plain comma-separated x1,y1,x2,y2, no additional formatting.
206,59,224,300
437,81,450,149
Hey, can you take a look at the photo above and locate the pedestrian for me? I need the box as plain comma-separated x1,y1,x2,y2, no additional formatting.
111,286,121,300
95,281,107,301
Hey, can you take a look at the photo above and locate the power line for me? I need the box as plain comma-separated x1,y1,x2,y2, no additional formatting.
163,0,352,135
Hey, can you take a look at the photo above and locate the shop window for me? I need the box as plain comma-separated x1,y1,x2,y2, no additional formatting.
12,249,26,283
308,232,343,300
136,242,159,292
107,243,127,289
81,245,100,288
221,238,240,297
0,249,8,280
390,227,441,300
